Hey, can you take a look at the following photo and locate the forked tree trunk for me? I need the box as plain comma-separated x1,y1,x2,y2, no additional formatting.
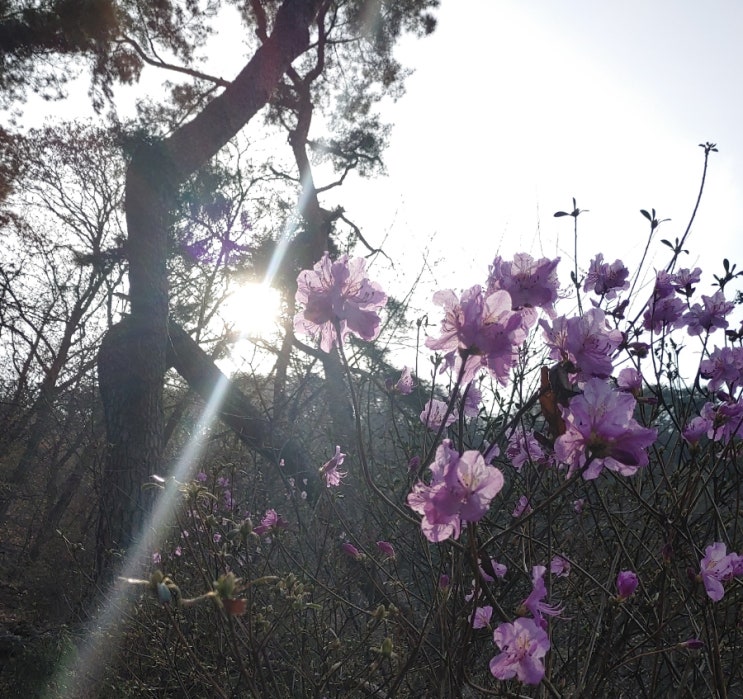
95,0,322,573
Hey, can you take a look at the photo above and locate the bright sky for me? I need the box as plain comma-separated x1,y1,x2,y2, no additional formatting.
13,0,743,362
346,0,743,315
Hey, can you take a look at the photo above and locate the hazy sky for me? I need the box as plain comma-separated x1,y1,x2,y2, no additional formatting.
345,0,743,314
14,0,743,352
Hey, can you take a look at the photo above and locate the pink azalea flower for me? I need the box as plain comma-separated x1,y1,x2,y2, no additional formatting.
616,367,643,395
392,366,414,395
520,565,563,626
407,440,504,542
319,446,347,487
671,267,702,296
699,542,734,601
462,383,482,418
479,557,508,582
540,308,623,379
700,346,743,394
487,253,561,320
550,556,571,578
583,254,630,299
643,294,686,334
294,253,387,352
616,570,638,600
512,495,532,518
684,290,735,336
472,605,493,629
555,378,657,480
341,542,364,560
682,416,711,446
253,508,288,536
701,399,743,443
376,541,396,559
426,285,526,385
490,617,550,685
507,430,547,471
420,399,457,431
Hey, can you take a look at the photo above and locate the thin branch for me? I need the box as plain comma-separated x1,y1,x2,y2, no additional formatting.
117,36,230,88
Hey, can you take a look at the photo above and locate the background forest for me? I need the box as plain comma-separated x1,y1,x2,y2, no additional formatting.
1,1,743,698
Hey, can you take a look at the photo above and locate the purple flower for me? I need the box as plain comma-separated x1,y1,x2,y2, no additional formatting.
643,294,686,334
319,446,347,487
671,267,702,296
681,638,705,650
482,441,501,463
223,490,234,510
341,542,364,560
376,541,396,559
701,399,743,443
507,430,547,471
684,291,735,336
700,346,743,394
616,570,638,600
682,416,711,446
462,383,482,417
541,308,623,379
699,542,734,601
420,399,457,431
573,498,585,514
472,605,493,629
550,556,571,578
407,440,505,542
583,254,630,299
439,574,450,589
479,558,508,582
554,378,657,480
521,565,563,625
616,367,643,395
392,366,414,395
152,551,161,565
512,495,532,518
294,253,387,352
254,509,288,536
196,471,208,483
490,617,550,685
426,285,526,385
487,253,561,319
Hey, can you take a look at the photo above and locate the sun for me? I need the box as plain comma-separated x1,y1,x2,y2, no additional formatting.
221,282,282,338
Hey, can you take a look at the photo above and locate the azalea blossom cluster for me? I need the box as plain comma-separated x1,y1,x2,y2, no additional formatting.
489,565,563,685
643,268,734,335
555,378,658,480
698,542,743,601
425,253,560,387
407,440,504,542
287,248,742,689
294,252,387,352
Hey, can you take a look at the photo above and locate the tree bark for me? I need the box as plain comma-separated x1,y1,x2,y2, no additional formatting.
166,321,315,494
95,0,322,572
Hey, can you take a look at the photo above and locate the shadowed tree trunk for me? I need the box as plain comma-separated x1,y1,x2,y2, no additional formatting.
96,0,322,572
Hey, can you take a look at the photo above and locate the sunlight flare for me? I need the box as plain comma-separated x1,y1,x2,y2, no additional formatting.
221,282,281,338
